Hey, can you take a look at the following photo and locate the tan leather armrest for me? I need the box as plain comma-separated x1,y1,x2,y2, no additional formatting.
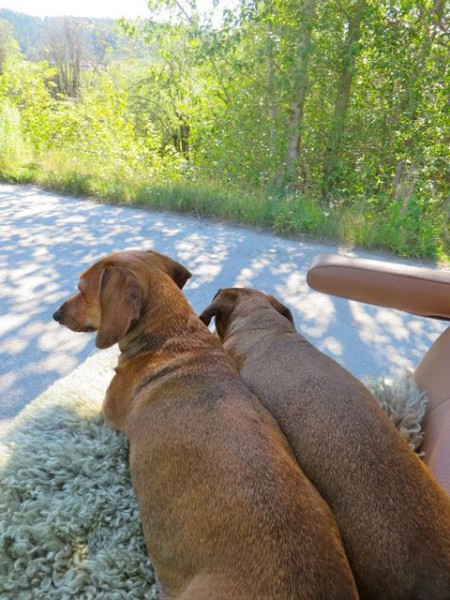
307,254,450,320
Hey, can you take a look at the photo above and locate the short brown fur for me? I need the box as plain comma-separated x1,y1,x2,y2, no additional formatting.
200,287,450,600
54,251,358,600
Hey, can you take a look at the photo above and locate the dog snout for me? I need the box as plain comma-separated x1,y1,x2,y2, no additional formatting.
53,307,63,322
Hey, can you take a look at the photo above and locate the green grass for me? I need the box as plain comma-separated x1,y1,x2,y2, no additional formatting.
1,153,449,264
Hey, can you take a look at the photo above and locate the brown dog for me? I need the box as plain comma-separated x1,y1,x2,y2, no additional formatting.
200,288,450,600
53,250,358,600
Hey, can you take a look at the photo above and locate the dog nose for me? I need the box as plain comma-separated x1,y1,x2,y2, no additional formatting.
53,308,62,322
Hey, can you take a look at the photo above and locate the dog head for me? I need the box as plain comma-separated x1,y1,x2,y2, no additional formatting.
199,288,294,339
53,250,191,349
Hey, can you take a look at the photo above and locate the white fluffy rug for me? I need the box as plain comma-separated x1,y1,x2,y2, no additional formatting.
0,349,427,599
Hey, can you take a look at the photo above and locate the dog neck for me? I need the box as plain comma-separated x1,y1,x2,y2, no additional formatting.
118,275,198,357
118,327,167,359
120,312,210,360
103,302,219,431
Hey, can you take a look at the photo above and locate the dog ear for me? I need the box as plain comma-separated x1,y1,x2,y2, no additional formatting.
169,262,192,289
198,304,217,327
199,289,235,339
146,251,192,289
96,266,143,349
266,295,295,324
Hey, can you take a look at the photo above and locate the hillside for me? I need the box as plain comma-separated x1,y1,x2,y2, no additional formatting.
0,9,144,62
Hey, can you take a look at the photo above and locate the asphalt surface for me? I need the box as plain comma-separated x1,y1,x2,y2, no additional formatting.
1,183,447,429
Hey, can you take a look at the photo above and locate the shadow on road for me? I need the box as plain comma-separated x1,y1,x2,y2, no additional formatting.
0,184,445,420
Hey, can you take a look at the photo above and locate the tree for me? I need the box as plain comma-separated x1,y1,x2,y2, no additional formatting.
42,18,84,98
282,0,316,189
0,18,20,74
389,0,448,204
321,0,367,201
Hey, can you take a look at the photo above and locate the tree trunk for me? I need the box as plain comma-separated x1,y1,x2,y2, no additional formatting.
45,18,83,98
283,0,316,190
391,0,447,203
266,4,277,158
321,0,366,202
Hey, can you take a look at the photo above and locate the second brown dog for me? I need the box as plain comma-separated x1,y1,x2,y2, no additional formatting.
200,287,450,600
53,251,358,600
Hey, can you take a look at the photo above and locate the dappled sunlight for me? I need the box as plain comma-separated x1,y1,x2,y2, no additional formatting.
274,273,336,338
322,336,344,357
190,263,222,288
175,233,230,289
39,326,91,352
0,371,18,390
0,313,30,336
30,353,80,378
153,220,185,237
1,184,447,421
234,256,272,287
348,301,442,375
350,303,409,344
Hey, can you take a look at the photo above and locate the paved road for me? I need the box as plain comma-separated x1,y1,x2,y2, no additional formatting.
0,183,447,428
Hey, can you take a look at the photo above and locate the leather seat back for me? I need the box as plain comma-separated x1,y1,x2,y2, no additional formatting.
414,327,450,494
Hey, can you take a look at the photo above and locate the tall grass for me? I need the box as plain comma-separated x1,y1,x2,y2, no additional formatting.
0,148,448,263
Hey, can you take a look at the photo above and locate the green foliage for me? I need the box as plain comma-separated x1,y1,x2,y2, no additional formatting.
0,3,448,262
0,101,32,179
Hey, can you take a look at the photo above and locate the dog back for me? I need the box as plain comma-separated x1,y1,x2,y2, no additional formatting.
200,288,450,600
